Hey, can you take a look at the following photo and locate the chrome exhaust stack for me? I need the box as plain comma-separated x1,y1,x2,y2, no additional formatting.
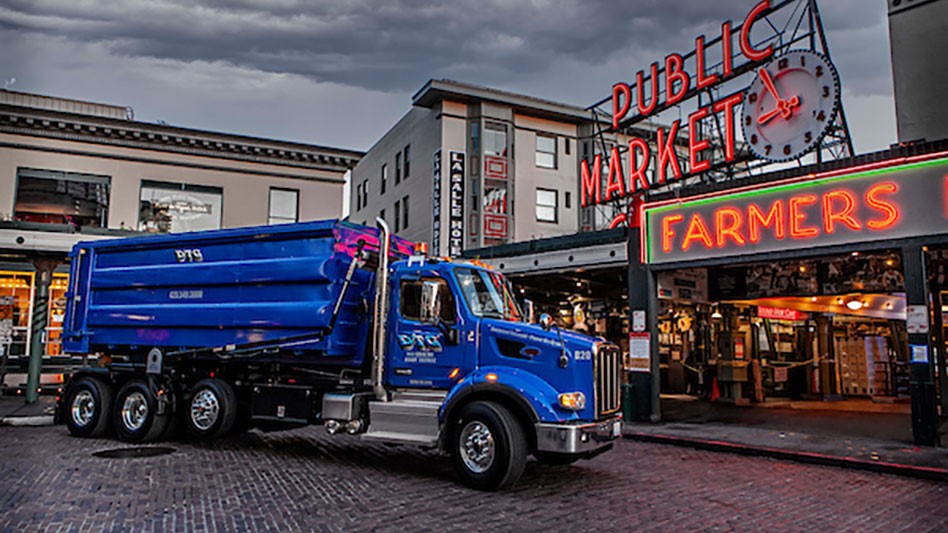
371,217,391,402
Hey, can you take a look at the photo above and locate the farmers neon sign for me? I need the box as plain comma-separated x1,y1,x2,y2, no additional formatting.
583,0,776,208
642,152,948,264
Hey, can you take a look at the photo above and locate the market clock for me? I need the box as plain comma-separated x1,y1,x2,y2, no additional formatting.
741,50,840,163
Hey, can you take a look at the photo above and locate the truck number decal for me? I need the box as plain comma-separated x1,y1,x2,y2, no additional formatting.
174,248,204,263
574,350,592,361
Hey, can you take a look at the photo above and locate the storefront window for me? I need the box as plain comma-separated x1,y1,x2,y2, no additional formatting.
14,168,110,228
139,180,222,233
45,274,69,356
0,272,33,358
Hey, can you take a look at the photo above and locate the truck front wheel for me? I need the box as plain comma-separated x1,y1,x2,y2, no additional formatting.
113,379,169,443
64,376,112,438
184,378,237,439
451,401,527,491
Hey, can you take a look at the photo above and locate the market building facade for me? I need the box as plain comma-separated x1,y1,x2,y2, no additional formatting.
0,89,360,395
467,0,948,446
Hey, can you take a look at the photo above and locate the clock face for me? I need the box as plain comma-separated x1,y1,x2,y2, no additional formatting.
741,50,840,162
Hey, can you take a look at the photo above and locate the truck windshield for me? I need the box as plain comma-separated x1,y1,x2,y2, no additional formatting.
455,267,523,321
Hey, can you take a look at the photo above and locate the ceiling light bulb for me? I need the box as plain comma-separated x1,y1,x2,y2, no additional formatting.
845,299,863,311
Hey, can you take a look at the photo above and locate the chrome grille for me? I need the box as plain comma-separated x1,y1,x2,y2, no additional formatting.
594,344,621,417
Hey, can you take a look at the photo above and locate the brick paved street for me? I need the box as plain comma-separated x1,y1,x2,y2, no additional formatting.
1,425,946,532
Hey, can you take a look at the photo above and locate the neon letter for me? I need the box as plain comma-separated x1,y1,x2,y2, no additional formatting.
665,53,690,106
656,120,683,184
712,92,743,162
748,200,785,242
636,63,660,116
662,214,684,253
629,138,651,192
715,207,746,247
695,35,719,89
822,190,861,233
604,146,626,201
722,21,734,77
789,194,819,238
682,213,714,251
612,83,631,130
865,182,899,230
740,1,773,62
580,155,602,207
688,107,711,174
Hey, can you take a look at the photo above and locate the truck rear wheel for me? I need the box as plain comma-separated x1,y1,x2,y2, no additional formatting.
113,379,169,443
451,401,527,491
64,376,112,438
184,378,237,439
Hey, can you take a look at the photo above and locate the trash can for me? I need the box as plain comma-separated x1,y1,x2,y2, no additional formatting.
622,383,636,421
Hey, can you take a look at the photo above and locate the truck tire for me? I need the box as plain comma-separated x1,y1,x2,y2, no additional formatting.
63,376,112,438
451,401,527,491
184,378,237,439
113,379,169,443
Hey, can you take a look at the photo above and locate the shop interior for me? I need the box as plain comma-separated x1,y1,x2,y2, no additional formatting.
657,251,913,413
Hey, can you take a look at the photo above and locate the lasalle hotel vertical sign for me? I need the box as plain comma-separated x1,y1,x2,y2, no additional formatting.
433,149,466,257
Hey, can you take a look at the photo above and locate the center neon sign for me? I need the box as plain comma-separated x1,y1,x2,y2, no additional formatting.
642,152,948,265
583,0,776,209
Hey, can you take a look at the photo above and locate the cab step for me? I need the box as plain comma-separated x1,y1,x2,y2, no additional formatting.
362,392,446,447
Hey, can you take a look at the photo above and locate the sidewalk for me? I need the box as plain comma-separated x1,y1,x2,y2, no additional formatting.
0,394,57,426
623,395,948,482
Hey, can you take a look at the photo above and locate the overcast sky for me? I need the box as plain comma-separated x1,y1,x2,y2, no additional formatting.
0,0,895,154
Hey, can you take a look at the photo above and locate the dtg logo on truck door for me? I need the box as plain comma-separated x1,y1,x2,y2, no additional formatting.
397,333,443,352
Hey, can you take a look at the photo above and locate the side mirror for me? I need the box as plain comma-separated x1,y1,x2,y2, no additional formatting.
539,313,553,331
523,299,535,323
419,281,442,325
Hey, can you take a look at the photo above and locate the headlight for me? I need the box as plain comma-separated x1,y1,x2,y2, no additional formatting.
558,392,586,411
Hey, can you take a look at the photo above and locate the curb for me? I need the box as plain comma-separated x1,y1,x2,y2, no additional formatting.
0,416,56,427
623,431,948,483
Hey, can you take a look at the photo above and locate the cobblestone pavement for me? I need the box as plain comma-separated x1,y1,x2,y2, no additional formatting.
1,425,946,532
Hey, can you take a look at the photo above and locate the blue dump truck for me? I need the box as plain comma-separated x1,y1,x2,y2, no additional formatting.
58,219,621,490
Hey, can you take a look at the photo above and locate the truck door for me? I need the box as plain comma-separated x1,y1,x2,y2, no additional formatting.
388,275,471,389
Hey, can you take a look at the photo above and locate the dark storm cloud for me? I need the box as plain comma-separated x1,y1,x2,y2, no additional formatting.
0,0,887,94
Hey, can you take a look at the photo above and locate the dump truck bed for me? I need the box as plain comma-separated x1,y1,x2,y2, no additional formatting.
63,220,411,366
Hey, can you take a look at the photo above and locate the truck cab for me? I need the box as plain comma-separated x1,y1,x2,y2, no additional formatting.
354,243,622,489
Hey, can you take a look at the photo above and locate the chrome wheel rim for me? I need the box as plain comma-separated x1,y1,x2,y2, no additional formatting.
190,389,220,431
70,390,95,427
459,421,495,474
121,391,148,432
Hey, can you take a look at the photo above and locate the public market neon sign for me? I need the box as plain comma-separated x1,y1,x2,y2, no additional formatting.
582,0,775,208
642,152,948,264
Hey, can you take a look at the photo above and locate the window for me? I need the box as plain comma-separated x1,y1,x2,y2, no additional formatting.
361,180,368,208
536,188,558,223
379,209,386,225
454,268,522,321
394,199,401,232
381,164,388,194
565,138,571,155
403,145,411,179
139,180,222,233
399,277,457,324
395,152,402,185
355,182,363,211
268,188,298,225
401,195,409,230
14,168,110,228
565,191,572,209
536,134,557,169
484,122,507,156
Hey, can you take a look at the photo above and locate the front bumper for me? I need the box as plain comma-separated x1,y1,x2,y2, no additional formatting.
534,416,622,455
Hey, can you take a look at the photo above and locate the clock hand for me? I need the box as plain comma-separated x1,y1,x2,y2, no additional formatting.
758,68,785,103
758,106,783,125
